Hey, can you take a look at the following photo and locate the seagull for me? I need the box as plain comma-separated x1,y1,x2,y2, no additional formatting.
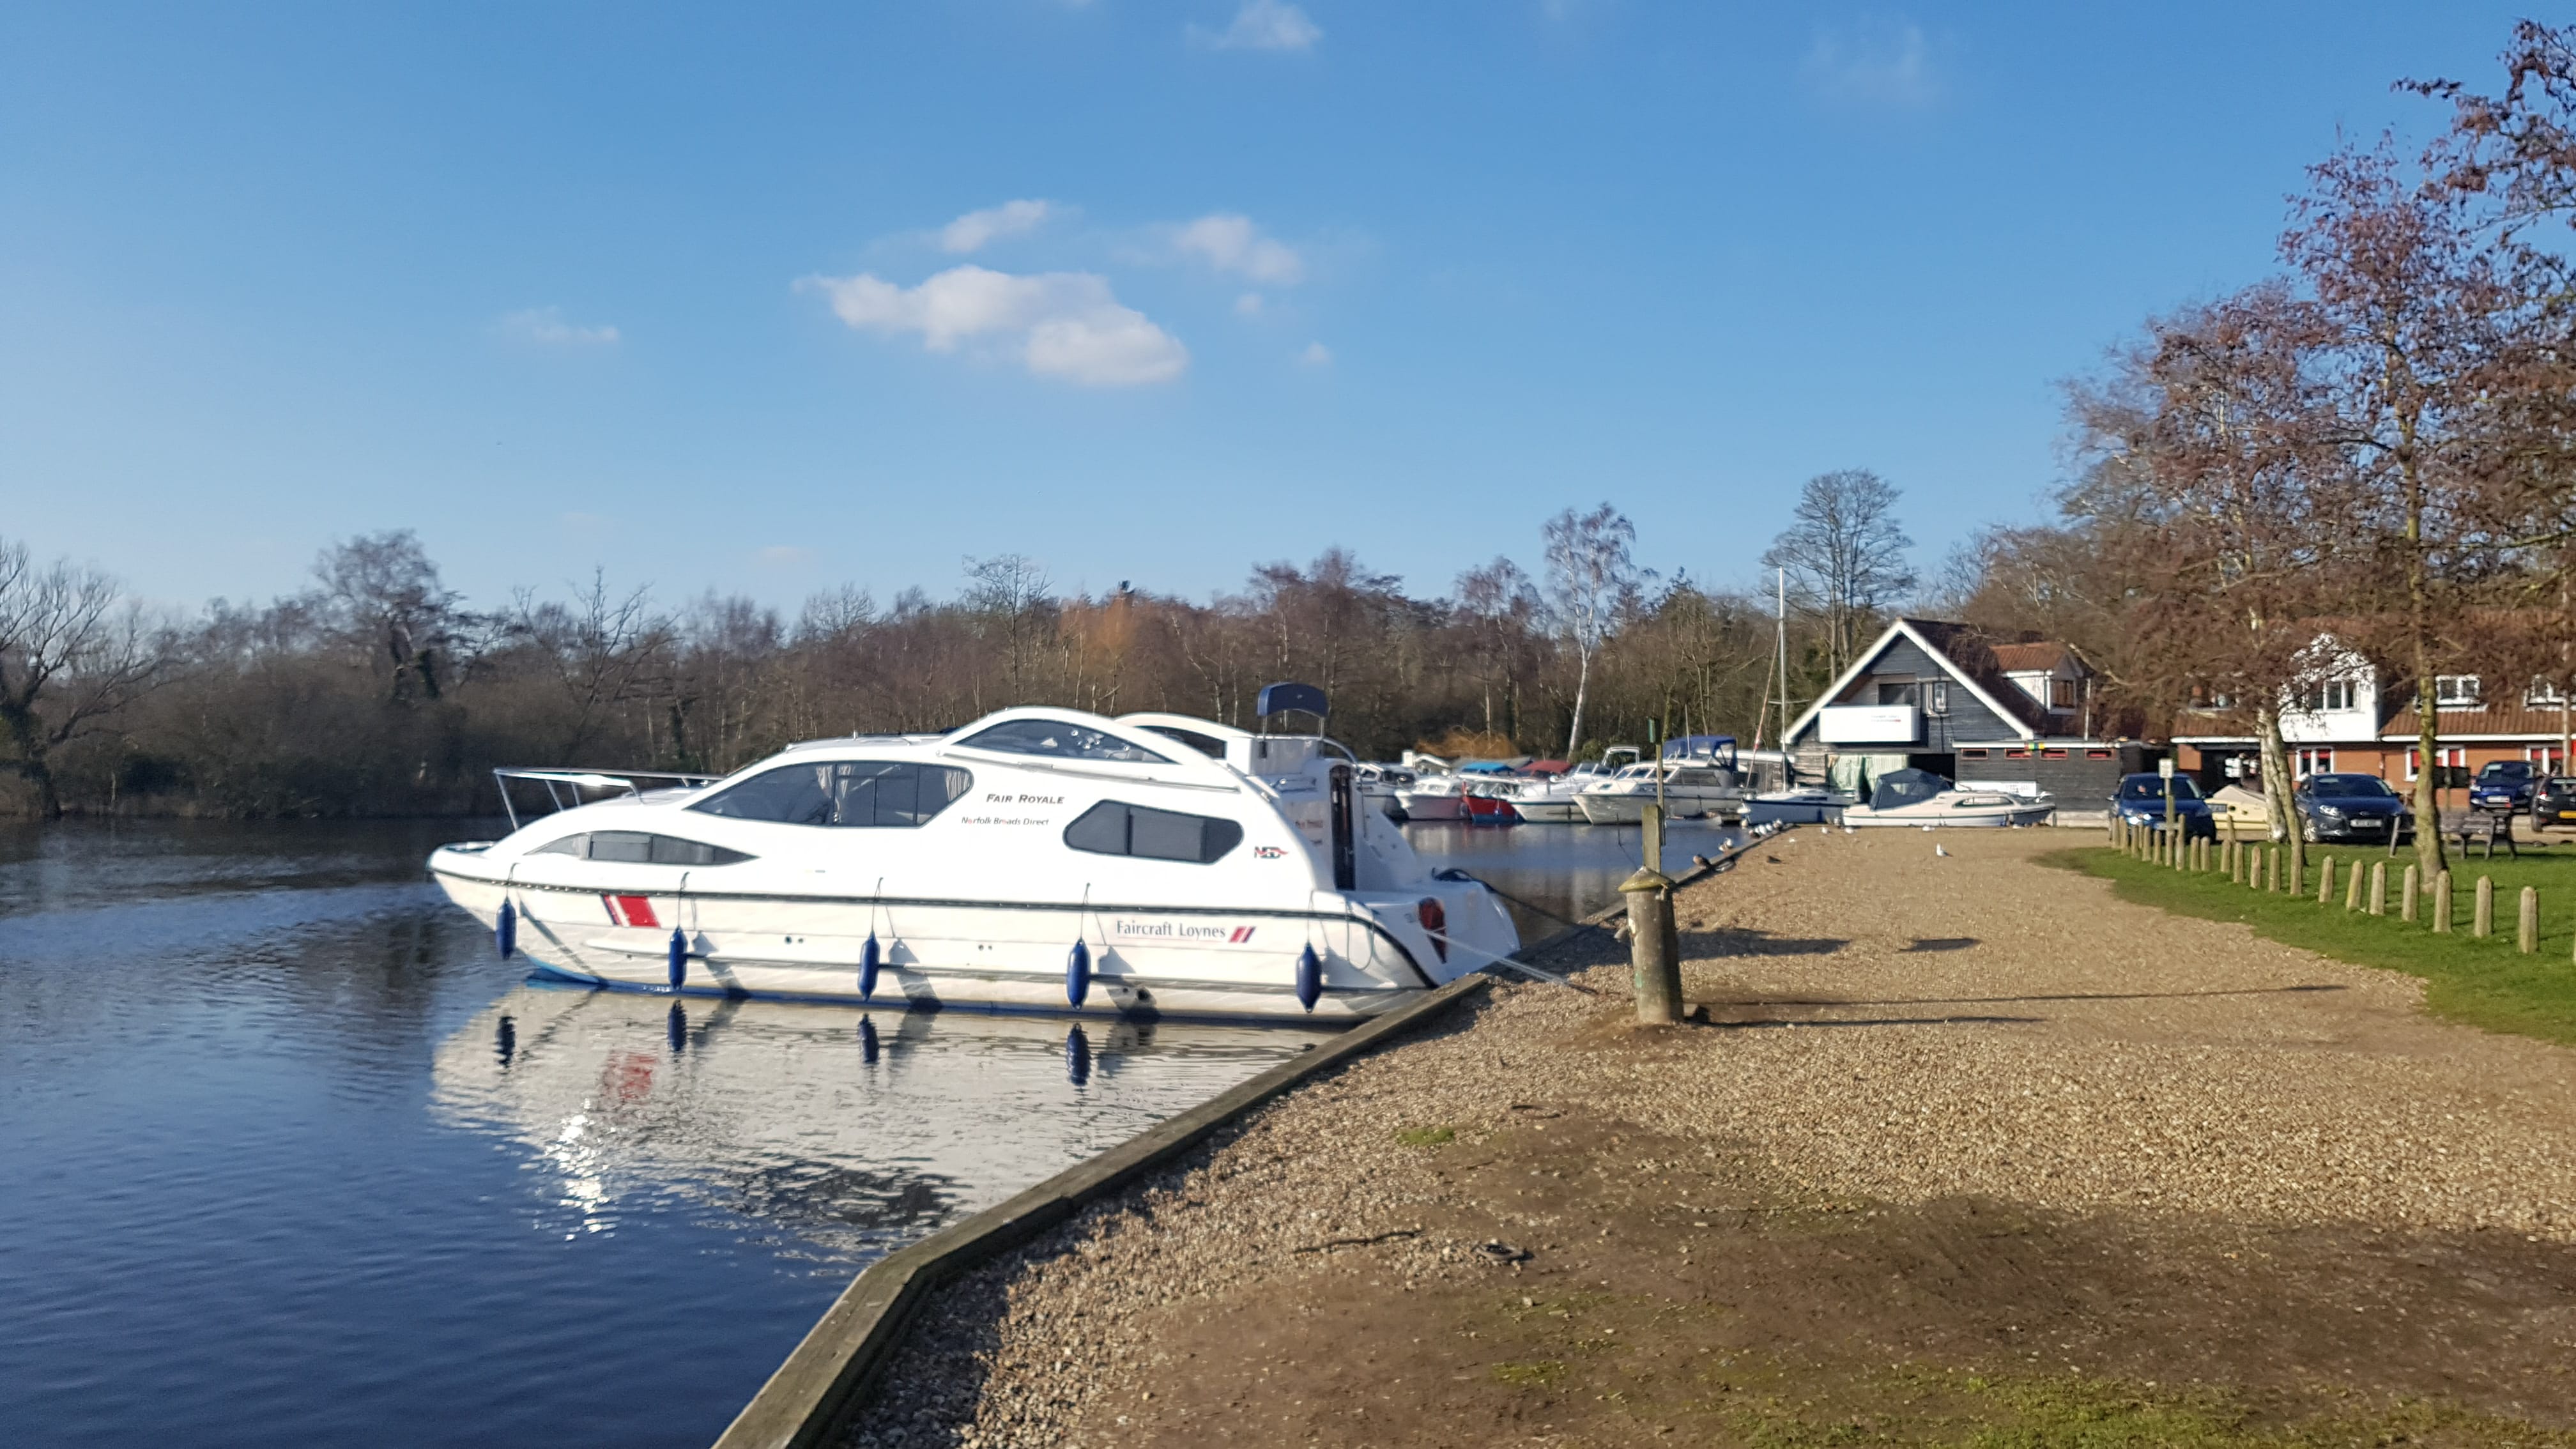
1935,843,1951,857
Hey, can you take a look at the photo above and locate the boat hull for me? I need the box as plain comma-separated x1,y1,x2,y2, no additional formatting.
1841,802,2054,828
1397,792,1467,821
1575,791,1746,825
1746,793,1848,826
431,856,1498,1023
1509,799,1586,823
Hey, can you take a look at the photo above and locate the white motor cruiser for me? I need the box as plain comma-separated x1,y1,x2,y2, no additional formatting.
1506,747,1639,823
1575,739,1749,824
1839,768,2055,828
1394,774,1469,822
427,690,1517,1023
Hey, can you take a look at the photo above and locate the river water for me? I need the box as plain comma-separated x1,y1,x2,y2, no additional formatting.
0,815,1729,1447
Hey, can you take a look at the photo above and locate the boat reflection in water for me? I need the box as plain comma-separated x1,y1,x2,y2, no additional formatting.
431,982,1326,1259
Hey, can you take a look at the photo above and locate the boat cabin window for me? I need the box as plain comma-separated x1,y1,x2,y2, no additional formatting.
528,831,755,865
960,719,1172,764
1139,724,1230,759
1062,800,1245,864
689,761,972,827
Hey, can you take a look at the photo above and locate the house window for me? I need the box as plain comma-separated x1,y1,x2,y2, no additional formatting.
2435,676,2482,709
2405,746,2468,780
1877,681,1920,706
2529,680,2568,707
2087,748,2112,759
2295,747,2334,776
2210,691,2239,710
1961,748,1989,760
2003,748,2030,759
1928,680,1949,714
2043,747,2068,759
2530,745,2565,772
2050,678,2076,710
2300,680,2356,712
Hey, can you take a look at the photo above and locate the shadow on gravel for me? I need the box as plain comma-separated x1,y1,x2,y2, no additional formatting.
1691,1012,2043,1030
1698,983,2349,1009
1680,927,1849,958
1902,936,1979,951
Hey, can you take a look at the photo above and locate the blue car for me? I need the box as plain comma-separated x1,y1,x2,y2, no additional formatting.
2112,773,2216,839
2292,772,2415,845
2469,760,2536,814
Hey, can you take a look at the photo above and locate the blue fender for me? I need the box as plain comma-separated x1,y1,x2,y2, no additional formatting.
495,898,517,960
1295,944,1322,1013
859,933,881,1000
1066,938,1092,1008
667,928,688,991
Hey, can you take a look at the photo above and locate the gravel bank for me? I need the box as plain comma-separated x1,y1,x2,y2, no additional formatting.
842,829,2576,1447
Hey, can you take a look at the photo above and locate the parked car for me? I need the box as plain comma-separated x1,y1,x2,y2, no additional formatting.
2110,772,2216,839
2291,772,2415,845
2534,776,2576,831
2469,759,2537,815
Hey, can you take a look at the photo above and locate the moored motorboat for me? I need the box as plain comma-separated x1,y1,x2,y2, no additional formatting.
1575,739,1749,824
1838,768,2054,827
1745,786,1852,826
427,691,1517,1023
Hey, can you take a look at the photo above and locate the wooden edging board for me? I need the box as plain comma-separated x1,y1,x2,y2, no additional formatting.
710,831,1759,1449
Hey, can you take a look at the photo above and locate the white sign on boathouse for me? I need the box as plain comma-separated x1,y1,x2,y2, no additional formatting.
1816,704,1920,744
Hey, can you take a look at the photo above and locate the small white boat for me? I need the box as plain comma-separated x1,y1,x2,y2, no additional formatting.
1575,739,1749,825
1745,786,1852,826
1505,747,1639,822
427,694,1517,1023
1395,774,1469,821
1839,769,2054,828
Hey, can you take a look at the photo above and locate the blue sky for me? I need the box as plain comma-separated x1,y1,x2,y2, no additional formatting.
0,2,2541,615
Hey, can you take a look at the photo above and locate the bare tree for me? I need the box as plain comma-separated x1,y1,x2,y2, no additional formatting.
1761,470,1917,679
2287,140,2515,881
1452,556,1538,737
0,540,171,816
963,553,1054,706
1542,503,1639,758
310,530,469,701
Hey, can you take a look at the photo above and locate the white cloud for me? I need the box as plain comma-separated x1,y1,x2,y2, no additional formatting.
1191,0,1321,52
940,199,1054,254
1298,341,1331,367
1234,292,1264,316
1802,17,1942,109
803,264,1188,387
1173,213,1304,286
500,306,620,346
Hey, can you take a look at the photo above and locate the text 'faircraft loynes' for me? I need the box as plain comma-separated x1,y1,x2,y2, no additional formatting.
427,697,1517,1022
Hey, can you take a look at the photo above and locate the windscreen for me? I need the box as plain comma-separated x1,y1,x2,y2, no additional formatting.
2309,774,2396,797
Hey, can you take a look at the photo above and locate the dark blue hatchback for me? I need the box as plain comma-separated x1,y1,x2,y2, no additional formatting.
2111,773,2216,839
2293,772,2415,844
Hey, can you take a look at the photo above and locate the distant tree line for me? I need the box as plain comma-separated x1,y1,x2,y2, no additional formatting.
0,482,1922,818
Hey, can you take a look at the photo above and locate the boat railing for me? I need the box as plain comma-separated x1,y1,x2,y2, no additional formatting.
491,767,722,830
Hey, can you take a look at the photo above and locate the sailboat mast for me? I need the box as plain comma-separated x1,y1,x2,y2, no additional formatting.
1775,567,1790,756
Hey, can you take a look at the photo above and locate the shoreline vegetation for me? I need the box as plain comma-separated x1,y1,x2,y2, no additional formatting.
2057,845,2576,1048
0,479,1931,821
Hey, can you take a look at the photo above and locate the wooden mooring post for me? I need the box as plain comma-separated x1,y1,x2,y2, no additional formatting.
2368,861,2388,916
2402,864,2420,923
2347,856,2366,912
1621,804,1683,1025
2520,886,2540,954
2474,876,2495,939
2434,870,2453,933
2317,855,2335,905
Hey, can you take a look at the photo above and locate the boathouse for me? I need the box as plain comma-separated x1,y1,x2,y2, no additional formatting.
1782,618,2133,802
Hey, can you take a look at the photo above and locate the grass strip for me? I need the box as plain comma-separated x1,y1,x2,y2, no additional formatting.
2045,845,2576,1046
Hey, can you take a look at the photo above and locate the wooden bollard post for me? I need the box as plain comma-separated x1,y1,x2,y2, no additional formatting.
2402,863,2420,923
2347,857,2365,911
2368,861,2387,916
2520,886,2539,953
2230,840,2244,884
2474,876,2495,939
2270,846,2283,893
2287,847,2303,898
2434,870,2453,933
2317,855,2335,905
1621,866,1683,1025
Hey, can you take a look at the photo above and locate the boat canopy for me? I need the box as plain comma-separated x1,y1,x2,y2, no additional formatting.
1869,768,1951,812
1660,735,1738,762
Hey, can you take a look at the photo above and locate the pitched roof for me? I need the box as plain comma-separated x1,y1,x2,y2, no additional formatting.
1784,617,2064,742
1989,641,2078,674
